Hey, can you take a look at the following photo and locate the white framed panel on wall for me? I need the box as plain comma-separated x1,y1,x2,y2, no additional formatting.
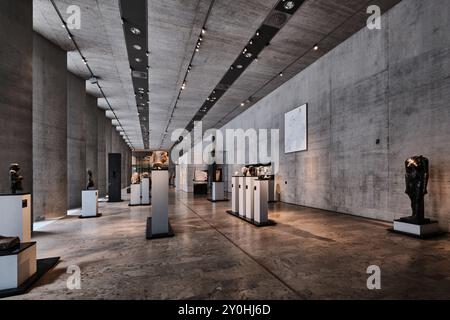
284,103,308,153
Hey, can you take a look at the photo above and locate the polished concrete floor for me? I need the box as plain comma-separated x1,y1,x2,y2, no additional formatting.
5,189,450,300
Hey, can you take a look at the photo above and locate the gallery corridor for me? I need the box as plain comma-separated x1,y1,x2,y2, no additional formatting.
6,190,450,300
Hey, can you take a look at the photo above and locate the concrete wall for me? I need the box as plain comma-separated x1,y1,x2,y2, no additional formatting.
67,72,87,209
85,94,98,190
33,33,67,220
0,1,33,194
220,0,450,231
97,109,107,197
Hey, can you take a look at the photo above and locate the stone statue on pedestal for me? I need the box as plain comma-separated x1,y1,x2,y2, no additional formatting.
401,155,430,224
9,163,23,194
86,170,95,190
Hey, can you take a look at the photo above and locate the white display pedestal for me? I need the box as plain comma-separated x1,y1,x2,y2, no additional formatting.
245,178,255,220
393,219,441,238
141,178,150,205
238,177,247,218
80,190,99,218
130,184,141,206
147,171,174,239
0,243,36,291
210,182,225,201
254,180,269,224
0,194,31,242
231,177,239,214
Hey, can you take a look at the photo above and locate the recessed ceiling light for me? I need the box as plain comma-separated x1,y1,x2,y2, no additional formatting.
135,58,142,63
240,102,245,107
313,44,319,51
283,1,295,10
202,28,206,34
279,72,283,77
244,52,253,58
130,27,141,35
256,31,260,37
133,44,142,50
237,65,243,69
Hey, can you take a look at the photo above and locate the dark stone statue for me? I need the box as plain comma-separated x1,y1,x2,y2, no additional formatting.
0,236,20,251
86,170,95,190
400,155,430,224
9,163,23,194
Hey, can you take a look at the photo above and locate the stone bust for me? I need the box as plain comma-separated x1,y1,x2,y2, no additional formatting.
9,163,23,194
86,169,95,190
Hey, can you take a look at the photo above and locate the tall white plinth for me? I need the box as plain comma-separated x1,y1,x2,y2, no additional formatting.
81,190,98,217
231,177,239,213
254,180,269,224
0,243,37,290
151,171,169,235
141,178,150,205
238,177,247,218
211,182,225,201
0,194,31,242
245,178,255,220
130,184,141,206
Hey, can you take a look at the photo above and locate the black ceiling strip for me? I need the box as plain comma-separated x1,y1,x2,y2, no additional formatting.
179,0,305,135
119,0,149,149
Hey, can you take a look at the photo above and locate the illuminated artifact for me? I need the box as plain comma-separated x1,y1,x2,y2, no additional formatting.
86,169,95,190
0,236,20,251
9,163,23,194
401,155,430,224
131,172,140,184
152,151,169,170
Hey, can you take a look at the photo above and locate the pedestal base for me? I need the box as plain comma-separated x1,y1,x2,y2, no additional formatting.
146,217,175,240
207,198,229,203
226,210,276,227
0,257,59,298
79,213,102,219
81,190,99,217
391,219,443,239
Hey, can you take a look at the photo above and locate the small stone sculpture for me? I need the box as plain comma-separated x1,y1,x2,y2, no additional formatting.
0,236,20,251
86,170,95,190
131,172,140,184
9,163,23,194
401,155,430,224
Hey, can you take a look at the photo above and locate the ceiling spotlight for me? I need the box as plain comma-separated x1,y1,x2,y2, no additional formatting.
256,30,260,37
201,28,206,34
135,57,142,63
283,0,295,10
230,66,234,70
244,52,253,58
133,44,142,50
313,44,319,51
82,57,87,65
130,27,141,35
279,72,283,77
240,102,245,107
195,48,199,52
249,40,253,45
236,64,243,69
181,82,186,90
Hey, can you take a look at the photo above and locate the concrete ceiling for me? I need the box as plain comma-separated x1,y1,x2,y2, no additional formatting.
33,0,402,151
